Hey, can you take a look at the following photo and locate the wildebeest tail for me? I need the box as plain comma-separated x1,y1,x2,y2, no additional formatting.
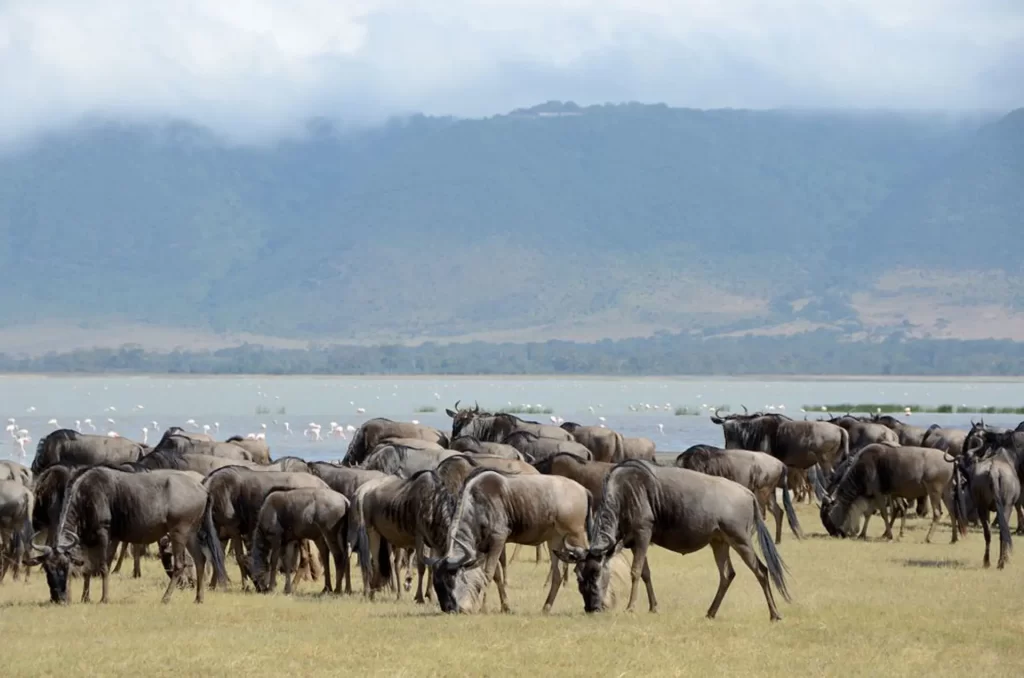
838,428,850,462
354,525,371,582
31,434,50,474
199,494,229,585
779,467,803,539
754,497,792,602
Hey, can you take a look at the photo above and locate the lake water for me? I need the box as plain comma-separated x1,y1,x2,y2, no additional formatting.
2,375,1022,462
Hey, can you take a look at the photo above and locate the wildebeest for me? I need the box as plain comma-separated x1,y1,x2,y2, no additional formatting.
265,456,311,473
532,452,614,506
963,422,1024,533
343,418,449,467
30,467,226,603
952,446,1020,569
249,488,350,595
354,470,468,603
225,436,272,464
154,432,254,462
201,467,329,588
674,445,802,543
119,450,259,475
376,437,445,452
562,460,791,621
0,479,34,583
31,429,149,474
921,425,968,457
362,444,458,477
30,464,75,546
0,460,32,487
560,423,624,462
427,468,592,614
712,411,847,496
622,436,657,462
503,430,592,464
450,436,527,461
820,444,954,542
828,415,899,454
447,403,573,443
307,462,385,593
872,415,931,446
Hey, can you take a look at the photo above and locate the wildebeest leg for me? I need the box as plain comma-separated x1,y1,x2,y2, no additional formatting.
282,542,298,595
268,543,281,592
1015,501,1024,536
229,535,249,590
639,557,657,612
99,540,111,603
980,508,992,568
314,536,332,594
132,543,145,578
187,534,208,604
160,539,186,604
769,492,784,544
536,544,543,563
925,490,943,543
705,540,736,619
541,541,565,613
509,543,522,562
81,574,91,603
731,536,782,621
625,537,652,613
413,537,427,603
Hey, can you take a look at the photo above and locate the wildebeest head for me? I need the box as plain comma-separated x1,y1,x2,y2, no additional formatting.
563,542,617,613
445,401,482,439
30,535,83,604
426,551,486,613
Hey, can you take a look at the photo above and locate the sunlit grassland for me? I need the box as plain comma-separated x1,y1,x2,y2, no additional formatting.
2,505,1023,677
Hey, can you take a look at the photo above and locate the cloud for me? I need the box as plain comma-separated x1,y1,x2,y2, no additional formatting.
1,0,1021,145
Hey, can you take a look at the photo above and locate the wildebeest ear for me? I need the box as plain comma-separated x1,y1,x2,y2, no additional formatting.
710,416,723,424
445,409,457,418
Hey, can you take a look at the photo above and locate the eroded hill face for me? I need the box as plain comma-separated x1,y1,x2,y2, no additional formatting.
0,103,1018,352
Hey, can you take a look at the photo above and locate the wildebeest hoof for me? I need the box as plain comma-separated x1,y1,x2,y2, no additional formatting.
770,614,783,622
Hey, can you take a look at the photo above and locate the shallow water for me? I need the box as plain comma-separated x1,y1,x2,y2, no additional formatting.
2,375,1022,462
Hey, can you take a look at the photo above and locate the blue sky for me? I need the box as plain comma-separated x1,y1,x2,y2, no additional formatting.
2,1,1021,144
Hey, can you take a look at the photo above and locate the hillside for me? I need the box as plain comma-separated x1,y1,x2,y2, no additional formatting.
0,103,1019,352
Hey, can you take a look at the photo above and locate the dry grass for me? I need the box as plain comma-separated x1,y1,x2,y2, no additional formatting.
2,506,1024,677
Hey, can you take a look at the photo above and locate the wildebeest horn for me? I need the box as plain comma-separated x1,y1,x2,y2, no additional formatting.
552,546,587,563
58,533,79,550
454,400,461,411
742,405,748,414
473,401,480,413
423,555,442,568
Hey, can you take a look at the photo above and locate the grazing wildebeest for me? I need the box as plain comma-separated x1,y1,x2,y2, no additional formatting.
820,444,954,542
307,462,385,593
674,445,803,543
154,432,254,462
447,403,573,443
225,436,272,464
427,468,592,614
828,415,899,454
30,464,74,546
343,418,449,467
0,479,34,583
872,415,931,446
503,430,592,464
249,488,350,595
31,430,148,474
563,460,791,621
362,444,458,477
29,467,226,604
201,467,329,588
712,411,847,497
0,460,32,487
952,444,1020,569
450,436,527,461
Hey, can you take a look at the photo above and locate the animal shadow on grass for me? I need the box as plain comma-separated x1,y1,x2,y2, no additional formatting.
898,558,967,570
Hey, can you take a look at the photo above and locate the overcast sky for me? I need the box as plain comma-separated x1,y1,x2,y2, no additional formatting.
2,1,1021,145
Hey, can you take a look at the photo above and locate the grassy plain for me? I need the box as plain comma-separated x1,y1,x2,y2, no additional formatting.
2,505,1023,677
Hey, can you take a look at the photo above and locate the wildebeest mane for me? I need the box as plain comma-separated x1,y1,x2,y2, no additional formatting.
560,422,582,434
225,435,245,443
675,445,736,477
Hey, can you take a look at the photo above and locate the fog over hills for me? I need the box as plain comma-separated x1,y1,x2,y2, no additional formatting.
0,102,1020,354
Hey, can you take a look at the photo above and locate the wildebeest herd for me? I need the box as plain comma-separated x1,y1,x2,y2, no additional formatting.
1,404,1021,621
